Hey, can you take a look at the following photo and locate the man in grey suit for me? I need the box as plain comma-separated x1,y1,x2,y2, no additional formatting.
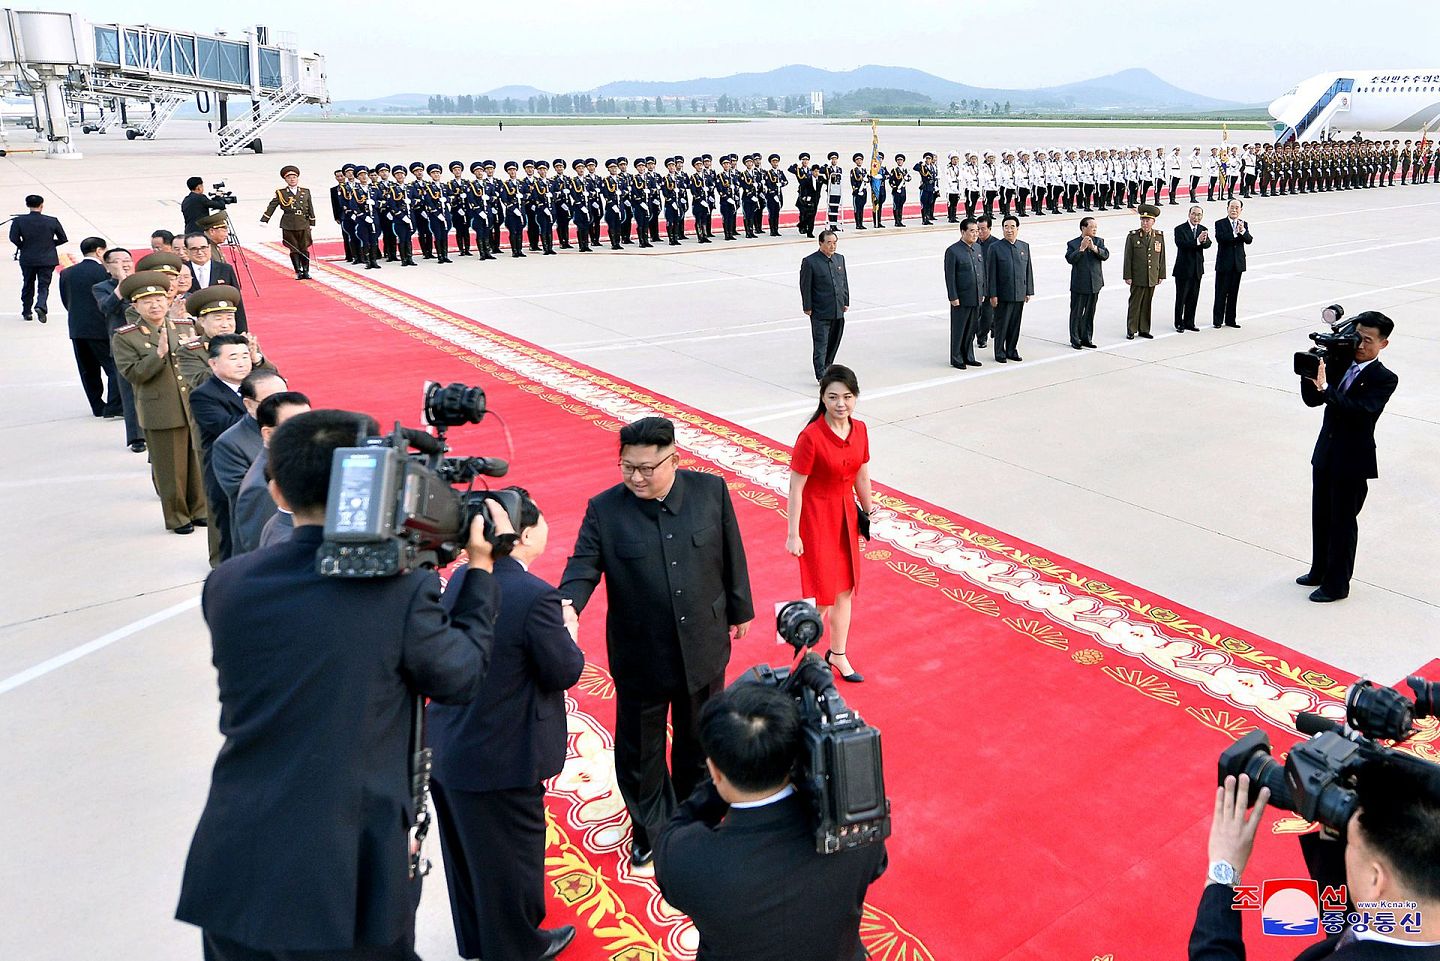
943,218,986,369
986,214,1035,363
1064,217,1108,349
230,391,310,556
798,229,850,381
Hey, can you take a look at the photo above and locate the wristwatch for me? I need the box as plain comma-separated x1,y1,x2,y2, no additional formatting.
1207,860,1239,887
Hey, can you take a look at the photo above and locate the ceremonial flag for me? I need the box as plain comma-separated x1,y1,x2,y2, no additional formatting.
869,119,884,203
1421,122,1430,152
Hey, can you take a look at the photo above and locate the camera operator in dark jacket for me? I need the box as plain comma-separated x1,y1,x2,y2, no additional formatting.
654,682,887,961
181,176,228,233
1188,767,1440,961
176,409,513,961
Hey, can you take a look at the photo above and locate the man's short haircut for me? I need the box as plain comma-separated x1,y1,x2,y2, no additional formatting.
978,214,994,226
959,217,977,232
151,229,175,244
1078,217,1094,230
208,332,249,359
816,228,837,245
1353,310,1395,339
502,485,541,533
699,684,801,794
1190,205,1204,215
24,194,42,208
187,176,205,191
183,231,208,248
239,368,284,401
1354,760,1440,901
79,236,107,256
268,410,380,512
1002,214,1019,227
618,415,675,452
256,390,310,429
103,247,131,264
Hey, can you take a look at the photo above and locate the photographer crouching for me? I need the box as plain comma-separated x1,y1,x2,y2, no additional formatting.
182,176,233,234
175,408,514,961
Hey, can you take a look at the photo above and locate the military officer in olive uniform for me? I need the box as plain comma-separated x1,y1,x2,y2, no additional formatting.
197,212,230,265
1122,203,1167,340
111,271,208,534
260,164,317,280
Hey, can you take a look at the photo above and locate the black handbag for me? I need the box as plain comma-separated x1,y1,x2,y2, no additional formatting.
856,504,871,541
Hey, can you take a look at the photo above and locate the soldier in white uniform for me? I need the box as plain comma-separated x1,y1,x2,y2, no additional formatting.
962,153,982,220
980,152,999,219
997,152,1017,219
1167,147,1184,204
1204,147,1220,201
942,152,963,223
1150,148,1167,205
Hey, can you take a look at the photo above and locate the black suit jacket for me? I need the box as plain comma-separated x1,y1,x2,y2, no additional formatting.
1214,217,1253,273
330,183,345,223
560,471,754,693
189,376,248,454
1188,882,1440,961
59,258,110,339
9,210,66,266
189,260,248,332
1173,221,1213,280
1301,358,1398,479
655,783,887,961
1065,235,1109,293
799,249,850,318
176,525,498,951
986,238,1035,302
943,239,986,305
92,277,127,334
429,557,585,792
181,191,227,234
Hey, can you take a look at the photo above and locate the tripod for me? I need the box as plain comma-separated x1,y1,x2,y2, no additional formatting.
222,218,259,297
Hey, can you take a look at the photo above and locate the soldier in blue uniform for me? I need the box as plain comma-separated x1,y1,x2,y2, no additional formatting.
407,161,434,259
624,160,652,249
387,163,417,266
702,154,719,239
764,153,787,236
583,159,603,247
849,152,870,230
447,161,472,257
350,165,382,269
614,156,634,244
373,163,398,262
870,151,888,228
889,153,910,226
566,158,592,253
530,160,557,255
482,160,504,255
643,158,662,243
521,160,541,250
789,153,817,237
688,157,713,243
500,161,528,258
915,151,938,225
420,163,452,263
601,159,625,251
714,155,737,241
739,154,761,239
661,157,685,246
466,162,495,261
552,159,573,249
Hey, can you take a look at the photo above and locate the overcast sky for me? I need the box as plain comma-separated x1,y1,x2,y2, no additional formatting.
30,0,1440,104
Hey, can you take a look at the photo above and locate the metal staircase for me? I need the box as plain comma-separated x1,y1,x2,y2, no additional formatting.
129,91,186,139
1278,78,1354,143
216,80,305,155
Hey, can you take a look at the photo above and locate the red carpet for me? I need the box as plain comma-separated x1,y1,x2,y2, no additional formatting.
226,243,1437,961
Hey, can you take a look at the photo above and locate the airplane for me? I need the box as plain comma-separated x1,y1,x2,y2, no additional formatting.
1270,71,1440,143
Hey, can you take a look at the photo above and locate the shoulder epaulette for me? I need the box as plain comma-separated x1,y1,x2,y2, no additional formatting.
115,324,138,334
173,318,195,326
184,341,207,351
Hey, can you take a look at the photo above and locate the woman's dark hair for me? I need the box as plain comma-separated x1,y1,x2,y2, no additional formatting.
808,364,860,425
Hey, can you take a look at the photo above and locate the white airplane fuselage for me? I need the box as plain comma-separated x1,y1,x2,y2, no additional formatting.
1270,71,1440,142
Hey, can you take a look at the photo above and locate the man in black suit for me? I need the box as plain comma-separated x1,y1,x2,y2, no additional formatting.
180,176,228,234
654,683,887,961
177,409,510,961
1188,768,1440,961
1299,314,1398,602
59,236,123,417
975,216,1000,349
1212,199,1252,329
986,214,1035,363
1064,217,1108,349
92,248,146,452
560,416,754,866
1173,205,1212,332
211,379,293,559
9,194,67,322
190,342,270,566
429,488,585,961
184,231,248,333
231,392,310,557
799,229,850,381
943,217,986,368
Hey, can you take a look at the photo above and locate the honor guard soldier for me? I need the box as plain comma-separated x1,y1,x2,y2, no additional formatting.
466,162,496,261
260,164,316,280
419,163,453,263
624,160,652,249
407,161,434,258
567,159,593,252
997,152,1016,219
661,157,685,246
483,161,506,255
527,160,557,254
849,153,870,229
739,155,761,238
764,153,787,236
350,166,382,269
790,153,817,236
1122,204,1167,341
644,158,663,244
552,159,573,249
869,151,888,228
112,270,208,534
373,163,398,261
702,154,719,236
1150,148,1167,205
583,159,603,247
889,153,910,226
448,161,472,257
1167,147,1184,204
388,164,418,266
716,155,739,241
330,168,355,264
688,157,713,243
915,152,938,225
500,161,528,257
601,160,625,251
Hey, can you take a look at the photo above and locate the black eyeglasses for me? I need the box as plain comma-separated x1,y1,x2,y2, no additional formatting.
618,452,677,478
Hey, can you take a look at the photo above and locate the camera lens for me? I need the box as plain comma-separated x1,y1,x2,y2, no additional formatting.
424,382,487,428
1346,680,1415,741
776,600,824,651
1218,730,1296,812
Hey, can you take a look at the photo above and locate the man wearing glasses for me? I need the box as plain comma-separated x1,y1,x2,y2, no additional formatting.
560,416,754,870
184,231,248,334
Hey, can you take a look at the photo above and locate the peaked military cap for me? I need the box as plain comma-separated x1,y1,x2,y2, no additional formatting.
691,157,703,165
554,158,567,167
373,162,390,172
354,165,369,174
536,159,550,168
409,161,426,171
196,212,229,230
483,160,497,168
342,163,356,173
280,164,300,177
523,159,535,167
852,152,864,161
701,153,712,161
136,250,184,274
616,156,627,164
605,159,618,168
798,152,811,160
504,161,518,171
585,158,597,166
470,161,484,172
895,153,906,162
426,163,442,173
393,164,409,175
119,270,174,302
449,160,464,169
185,284,242,317
1138,203,1162,218
573,158,586,168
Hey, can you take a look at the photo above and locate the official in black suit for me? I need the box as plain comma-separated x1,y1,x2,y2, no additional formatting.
943,218,986,368
191,349,276,566
654,683,887,961
560,416,754,865
429,489,585,961
9,194,67,321
1188,769,1440,961
1299,314,1398,602
177,409,511,960
1064,217,1108,349
59,238,122,416
92,249,146,451
986,214,1035,363
1212,200,1252,328
1173,205,1211,332
181,176,228,233
184,232,248,333
231,392,310,557
800,230,850,381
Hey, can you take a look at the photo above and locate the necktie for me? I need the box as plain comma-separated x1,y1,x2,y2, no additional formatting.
1338,364,1361,394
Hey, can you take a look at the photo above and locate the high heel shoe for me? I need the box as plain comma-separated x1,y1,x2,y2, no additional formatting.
824,650,865,683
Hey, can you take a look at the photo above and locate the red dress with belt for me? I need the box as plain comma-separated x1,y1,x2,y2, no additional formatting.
792,416,869,605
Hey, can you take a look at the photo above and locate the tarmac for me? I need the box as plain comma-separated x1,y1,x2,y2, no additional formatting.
2,117,1438,961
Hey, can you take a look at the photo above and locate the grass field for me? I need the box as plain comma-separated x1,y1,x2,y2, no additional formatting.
836,118,1273,130
289,115,745,127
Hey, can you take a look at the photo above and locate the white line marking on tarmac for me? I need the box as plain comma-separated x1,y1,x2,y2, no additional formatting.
0,596,200,695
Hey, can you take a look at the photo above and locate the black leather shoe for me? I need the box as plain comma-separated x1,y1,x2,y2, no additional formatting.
1175,326,1185,333
1213,323,1223,329
172,523,195,535
1309,588,1346,603
1185,325,1199,331
192,518,207,528
129,440,147,453
825,650,865,683
976,337,988,349
994,356,1007,363
966,357,981,367
35,309,46,324
1296,574,1323,586
1126,333,1135,340
1225,323,1241,329
1082,342,1098,349
1072,343,1083,349
630,843,653,867
1007,352,1022,361
950,362,966,369
540,925,577,959
1137,332,1153,339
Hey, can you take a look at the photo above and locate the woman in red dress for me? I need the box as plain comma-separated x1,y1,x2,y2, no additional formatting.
785,365,874,682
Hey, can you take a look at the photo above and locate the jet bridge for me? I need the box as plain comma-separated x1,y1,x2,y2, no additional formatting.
0,9,328,158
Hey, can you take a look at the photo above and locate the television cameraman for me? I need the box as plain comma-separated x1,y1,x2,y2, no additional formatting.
175,409,514,961
182,176,229,234
1298,312,1398,603
653,683,887,961
1189,766,1440,960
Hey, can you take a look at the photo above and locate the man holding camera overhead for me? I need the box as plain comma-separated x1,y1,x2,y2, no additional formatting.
181,176,228,234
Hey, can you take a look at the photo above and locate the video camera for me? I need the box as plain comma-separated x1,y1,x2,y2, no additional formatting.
733,601,892,854
209,181,237,205
1219,675,1440,833
1294,304,1359,380
318,382,516,577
